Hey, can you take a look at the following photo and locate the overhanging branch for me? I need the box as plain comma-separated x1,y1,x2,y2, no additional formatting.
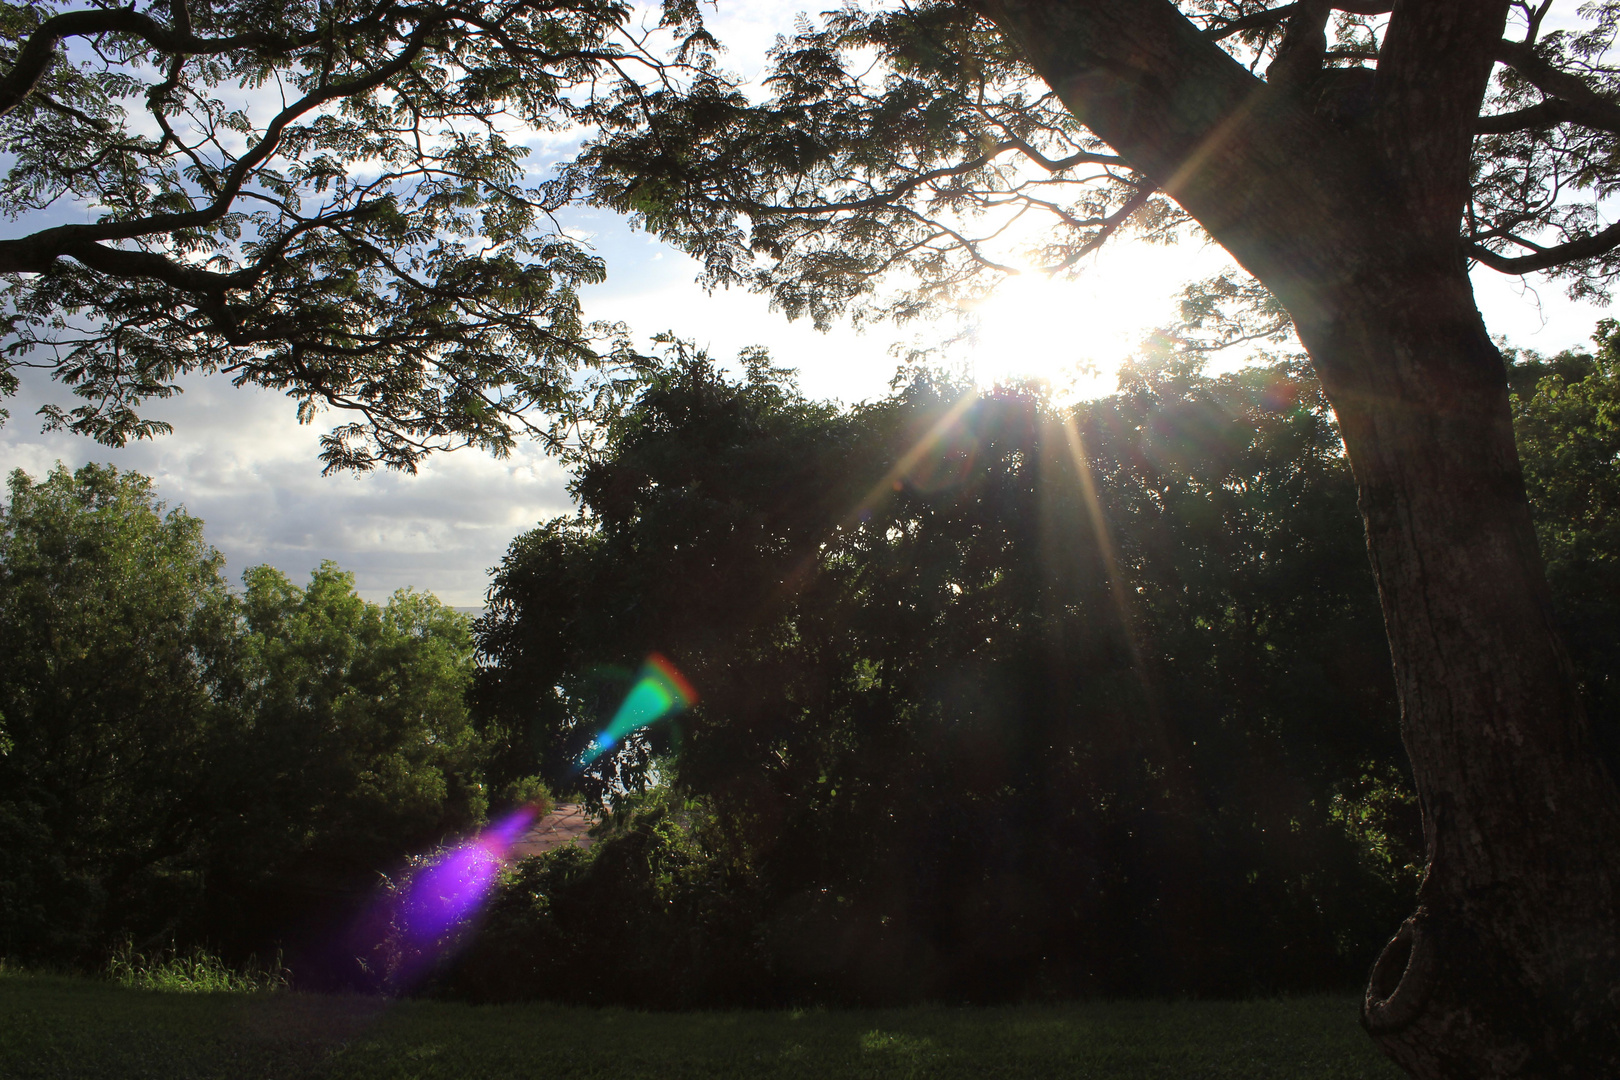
1476,97,1620,136
0,22,435,259
1493,39,1620,136
1471,219,1620,273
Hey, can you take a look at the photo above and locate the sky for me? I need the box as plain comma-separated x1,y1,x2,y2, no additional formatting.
1,3,1613,607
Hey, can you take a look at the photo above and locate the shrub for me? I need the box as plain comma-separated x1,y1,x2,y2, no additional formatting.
437,791,772,1007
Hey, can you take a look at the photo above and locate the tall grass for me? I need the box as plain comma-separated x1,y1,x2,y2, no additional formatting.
104,940,289,994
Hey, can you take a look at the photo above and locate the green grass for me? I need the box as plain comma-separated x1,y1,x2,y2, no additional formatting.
104,940,290,995
0,971,1401,1080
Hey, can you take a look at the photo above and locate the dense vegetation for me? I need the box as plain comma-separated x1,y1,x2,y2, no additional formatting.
451,330,1620,1007
460,347,1407,1005
1,325,1615,1007
0,465,493,971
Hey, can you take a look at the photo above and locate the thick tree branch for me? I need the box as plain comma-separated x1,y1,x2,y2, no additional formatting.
0,7,306,118
1496,38,1620,134
1204,3,1299,42
55,240,241,295
1267,0,1332,93
1372,1,1512,241
1202,2,1392,43
1476,97,1620,136
961,0,1380,326
1471,219,1620,273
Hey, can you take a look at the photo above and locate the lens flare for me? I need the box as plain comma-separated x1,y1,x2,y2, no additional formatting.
328,804,546,993
579,653,697,765
390,804,538,968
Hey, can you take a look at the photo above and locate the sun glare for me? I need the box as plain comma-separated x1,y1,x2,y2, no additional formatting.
956,244,1220,399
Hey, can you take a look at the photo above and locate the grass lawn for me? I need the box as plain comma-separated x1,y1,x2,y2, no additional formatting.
0,972,1401,1079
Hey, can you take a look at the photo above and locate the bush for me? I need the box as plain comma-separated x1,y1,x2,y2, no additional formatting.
437,791,772,1007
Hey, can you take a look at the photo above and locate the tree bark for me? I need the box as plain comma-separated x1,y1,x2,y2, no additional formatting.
1302,258,1620,1078
966,0,1620,1074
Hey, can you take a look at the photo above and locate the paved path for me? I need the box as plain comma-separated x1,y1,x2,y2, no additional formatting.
507,803,596,860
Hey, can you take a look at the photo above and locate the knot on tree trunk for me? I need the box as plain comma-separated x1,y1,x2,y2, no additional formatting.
1363,911,1437,1035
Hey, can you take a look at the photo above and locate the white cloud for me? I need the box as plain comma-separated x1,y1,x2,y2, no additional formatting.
0,374,573,607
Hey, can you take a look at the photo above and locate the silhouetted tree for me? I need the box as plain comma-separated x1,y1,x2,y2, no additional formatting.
472,350,1416,1003
577,5,1620,1070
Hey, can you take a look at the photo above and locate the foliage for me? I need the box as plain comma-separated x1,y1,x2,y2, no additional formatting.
494,775,554,815
1474,3,1620,296
104,938,287,994
578,2,1620,330
7,3,1618,471
439,789,766,1006
579,3,1179,328
236,563,488,869
0,463,490,967
0,973,1401,1079
0,462,237,960
1328,766,1424,889
0,0,718,470
472,348,1417,1003
200,564,491,967
1508,322,1620,768
474,339,857,802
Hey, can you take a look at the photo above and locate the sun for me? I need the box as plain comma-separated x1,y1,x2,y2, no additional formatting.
957,243,1220,399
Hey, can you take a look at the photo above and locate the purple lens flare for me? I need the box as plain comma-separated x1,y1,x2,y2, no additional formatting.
372,803,541,988
349,659,699,990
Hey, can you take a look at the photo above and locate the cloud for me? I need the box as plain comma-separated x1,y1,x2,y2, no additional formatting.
0,373,574,607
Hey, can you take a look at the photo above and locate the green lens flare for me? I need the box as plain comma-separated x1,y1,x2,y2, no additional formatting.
579,653,697,765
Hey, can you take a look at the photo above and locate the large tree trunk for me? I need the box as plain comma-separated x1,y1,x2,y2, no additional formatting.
1298,260,1620,1077
964,1,1620,1074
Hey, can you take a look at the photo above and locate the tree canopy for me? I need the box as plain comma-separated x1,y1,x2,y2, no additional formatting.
0,0,718,470
580,2,1620,333
461,333,1619,1008
470,347,1416,1002
9,1,1620,464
